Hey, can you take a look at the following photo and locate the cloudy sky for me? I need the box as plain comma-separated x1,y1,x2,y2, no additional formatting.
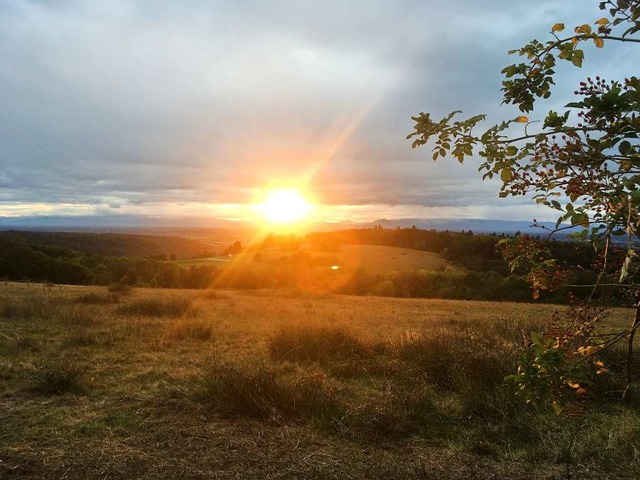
1,0,637,224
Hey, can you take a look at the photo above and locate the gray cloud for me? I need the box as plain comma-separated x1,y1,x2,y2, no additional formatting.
0,0,635,219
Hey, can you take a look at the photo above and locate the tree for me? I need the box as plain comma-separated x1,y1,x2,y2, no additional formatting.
408,1,640,407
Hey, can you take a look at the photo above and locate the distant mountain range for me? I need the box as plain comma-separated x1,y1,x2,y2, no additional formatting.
362,218,564,234
0,214,569,236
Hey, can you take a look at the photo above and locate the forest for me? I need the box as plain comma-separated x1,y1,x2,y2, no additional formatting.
0,228,623,305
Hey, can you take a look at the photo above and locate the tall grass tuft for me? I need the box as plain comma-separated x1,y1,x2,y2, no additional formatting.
341,378,440,439
268,323,369,364
75,292,121,305
193,358,343,420
1,296,52,320
31,357,88,395
116,298,192,317
59,306,96,326
395,317,530,391
200,289,228,300
108,283,133,295
160,318,215,345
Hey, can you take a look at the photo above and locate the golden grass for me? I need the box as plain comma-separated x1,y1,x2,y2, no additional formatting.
1,282,638,479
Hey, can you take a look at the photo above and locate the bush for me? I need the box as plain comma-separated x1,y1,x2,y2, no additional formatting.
31,357,87,394
108,283,133,295
1,296,51,320
395,318,529,391
193,359,343,420
161,318,214,344
268,323,369,364
116,298,192,317
341,378,439,439
199,289,228,300
75,291,120,304
60,306,96,326
370,280,397,297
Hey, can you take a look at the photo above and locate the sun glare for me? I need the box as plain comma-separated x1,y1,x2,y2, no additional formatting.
257,188,313,224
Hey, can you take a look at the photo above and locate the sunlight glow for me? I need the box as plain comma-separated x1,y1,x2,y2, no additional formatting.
257,188,313,224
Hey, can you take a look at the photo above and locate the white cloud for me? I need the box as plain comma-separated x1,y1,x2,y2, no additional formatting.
0,0,633,222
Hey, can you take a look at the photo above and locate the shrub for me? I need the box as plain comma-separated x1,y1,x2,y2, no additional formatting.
60,306,96,326
200,289,228,300
62,331,98,348
193,359,342,420
13,335,41,352
108,283,133,295
370,280,398,297
395,318,527,391
116,298,192,317
268,323,369,364
161,318,214,344
341,378,439,439
1,296,51,321
31,357,88,395
75,292,120,305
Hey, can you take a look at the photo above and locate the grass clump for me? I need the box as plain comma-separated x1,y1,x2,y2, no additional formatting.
395,318,526,392
193,358,343,421
107,283,133,295
200,289,228,300
60,306,97,326
268,323,369,364
31,357,88,395
13,335,41,352
341,378,440,440
75,292,120,305
116,298,192,317
160,318,215,345
1,296,52,321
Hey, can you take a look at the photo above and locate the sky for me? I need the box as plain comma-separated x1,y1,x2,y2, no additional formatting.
1,0,638,225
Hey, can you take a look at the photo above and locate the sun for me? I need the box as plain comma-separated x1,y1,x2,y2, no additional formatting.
257,188,313,224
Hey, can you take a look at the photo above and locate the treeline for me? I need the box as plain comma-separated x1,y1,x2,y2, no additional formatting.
3,230,214,260
336,268,619,304
0,233,216,288
0,227,617,305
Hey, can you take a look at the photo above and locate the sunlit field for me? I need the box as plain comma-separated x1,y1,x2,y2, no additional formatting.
172,244,454,290
1,282,639,479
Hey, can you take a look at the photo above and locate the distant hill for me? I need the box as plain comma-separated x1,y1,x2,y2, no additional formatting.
1,231,214,260
0,214,242,230
1,214,574,236
363,218,567,235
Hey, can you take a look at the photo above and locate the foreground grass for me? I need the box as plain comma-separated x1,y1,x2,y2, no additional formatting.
0,282,638,479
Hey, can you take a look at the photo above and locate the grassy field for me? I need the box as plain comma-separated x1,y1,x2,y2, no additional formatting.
1,282,639,479
173,244,453,274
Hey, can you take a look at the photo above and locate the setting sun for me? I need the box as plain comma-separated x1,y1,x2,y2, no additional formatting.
257,188,313,224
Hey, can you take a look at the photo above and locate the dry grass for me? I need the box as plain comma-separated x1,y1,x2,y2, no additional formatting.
0,282,638,479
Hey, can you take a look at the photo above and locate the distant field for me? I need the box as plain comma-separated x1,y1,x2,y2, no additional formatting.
174,244,454,275
1,282,638,479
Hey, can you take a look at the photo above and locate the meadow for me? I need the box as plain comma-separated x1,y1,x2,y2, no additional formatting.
1,282,639,479
172,244,452,275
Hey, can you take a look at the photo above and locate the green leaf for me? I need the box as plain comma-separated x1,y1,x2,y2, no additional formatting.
571,213,589,228
530,331,544,345
571,55,583,68
501,168,514,182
